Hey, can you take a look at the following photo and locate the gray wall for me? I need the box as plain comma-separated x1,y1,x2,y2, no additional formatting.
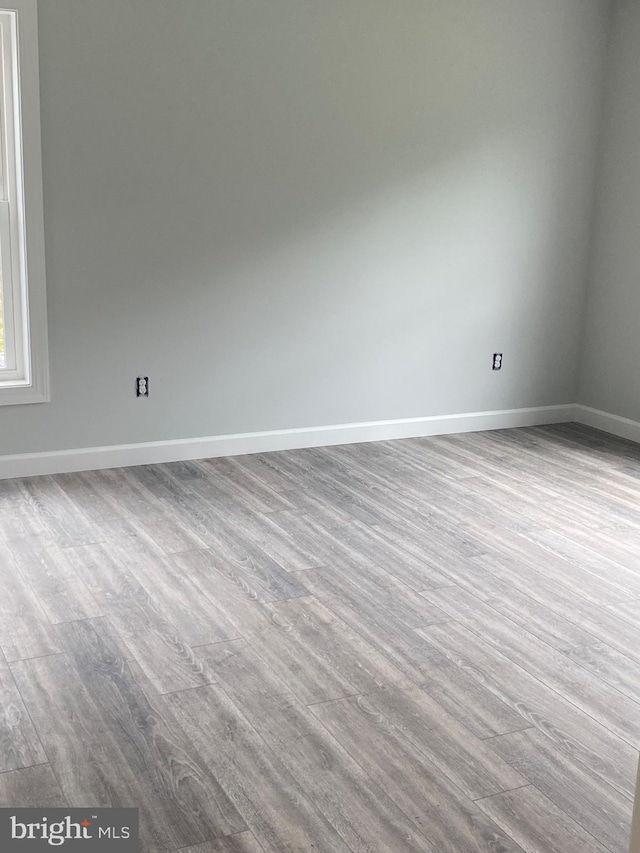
0,0,610,455
579,0,640,421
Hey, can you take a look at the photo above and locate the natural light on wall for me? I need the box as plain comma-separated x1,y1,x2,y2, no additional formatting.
0,0,48,405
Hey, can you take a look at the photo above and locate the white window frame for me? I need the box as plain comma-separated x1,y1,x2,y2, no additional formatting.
0,0,48,405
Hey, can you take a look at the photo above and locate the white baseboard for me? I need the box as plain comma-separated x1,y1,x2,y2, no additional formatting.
0,404,576,480
3,402,639,481
574,405,640,444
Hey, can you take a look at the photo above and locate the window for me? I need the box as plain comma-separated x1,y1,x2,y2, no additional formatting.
0,0,48,405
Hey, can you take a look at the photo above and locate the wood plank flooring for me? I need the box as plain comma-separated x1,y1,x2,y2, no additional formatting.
0,422,639,852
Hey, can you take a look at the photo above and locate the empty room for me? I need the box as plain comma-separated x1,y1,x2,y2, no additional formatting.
1,0,640,851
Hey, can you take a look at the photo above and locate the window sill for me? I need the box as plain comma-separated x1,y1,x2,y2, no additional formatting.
0,378,50,405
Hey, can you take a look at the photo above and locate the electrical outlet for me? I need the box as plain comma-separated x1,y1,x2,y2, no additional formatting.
136,377,149,397
492,353,503,371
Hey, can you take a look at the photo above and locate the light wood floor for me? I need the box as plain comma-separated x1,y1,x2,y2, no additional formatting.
0,423,639,852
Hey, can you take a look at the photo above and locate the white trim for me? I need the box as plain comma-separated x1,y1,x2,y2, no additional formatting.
3,402,639,480
0,0,49,405
574,405,640,444
0,404,575,479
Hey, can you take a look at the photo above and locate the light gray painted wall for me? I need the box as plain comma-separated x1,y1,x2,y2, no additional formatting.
0,0,609,455
579,0,640,421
